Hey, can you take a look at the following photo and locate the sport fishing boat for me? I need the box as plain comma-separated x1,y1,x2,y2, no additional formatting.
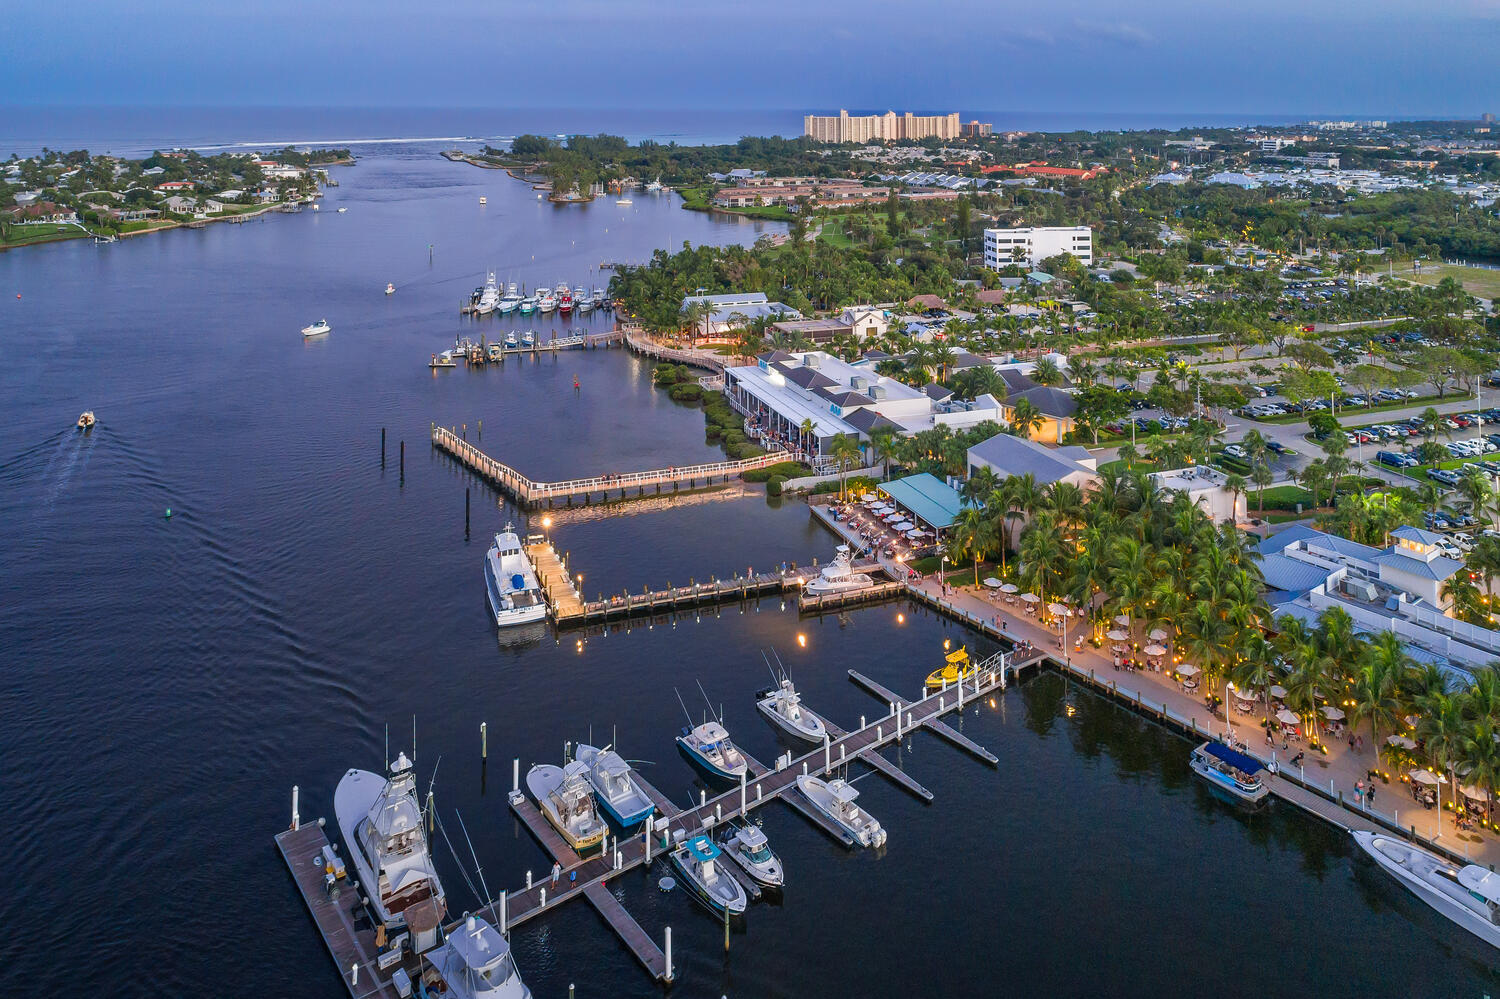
537,291,556,313
519,330,535,347
646,177,663,193
1353,830,1500,948
795,774,887,848
676,720,748,781
518,294,536,315
574,743,654,827
77,411,96,430
573,286,591,312
756,676,826,743
669,836,747,917
591,288,606,307
419,912,531,999
719,824,784,889
556,284,573,314
804,546,874,597
925,645,977,689
526,761,607,853
483,525,546,627
301,319,332,337
475,273,500,315
386,282,396,295
334,751,448,930
498,284,522,314
1189,741,1270,804
503,332,519,349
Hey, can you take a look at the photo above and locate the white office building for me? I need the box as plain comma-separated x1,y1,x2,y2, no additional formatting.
983,226,1093,269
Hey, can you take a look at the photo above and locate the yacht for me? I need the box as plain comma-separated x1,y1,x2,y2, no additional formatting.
574,743,654,827
484,525,546,627
537,291,556,314
1189,741,1270,804
556,284,573,314
526,761,607,853
519,330,535,347
77,411,96,431
301,319,332,337
386,283,396,295
334,752,448,930
615,198,633,206
479,195,487,205
795,775,886,848
646,177,663,193
1353,830,1500,948
719,824,783,889
756,676,826,743
420,913,531,999
925,645,977,689
668,836,746,917
498,283,522,314
591,289,606,307
337,206,348,213
518,295,536,315
475,273,500,315
573,286,591,312
503,332,519,349
676,720,748,780
804,546,873,597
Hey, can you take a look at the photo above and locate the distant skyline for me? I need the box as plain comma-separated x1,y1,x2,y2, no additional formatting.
3,0,1497,118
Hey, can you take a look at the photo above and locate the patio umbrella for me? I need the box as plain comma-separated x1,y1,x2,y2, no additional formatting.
1000,583,1019,594
905,529,923,539
1106,629,1129,642
1269,684,1288,699
983,577,1003,589
861,493,877,502
1148,628,1169,642
1321,706,1345,721
1113,614,1130,626
1409,769,1444,786
894,521,914,531
1176,664,1201,677
1047,602,1070,616
1275,709,1300,726
1461,783,1487,802
1019,593,1040,603
1386,734,1417,750
1230,685,1256,701
1144,644,1167,657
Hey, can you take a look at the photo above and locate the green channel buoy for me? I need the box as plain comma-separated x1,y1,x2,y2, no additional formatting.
164,508,172,519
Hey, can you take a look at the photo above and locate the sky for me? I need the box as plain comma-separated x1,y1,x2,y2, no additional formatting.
3,0,1498,118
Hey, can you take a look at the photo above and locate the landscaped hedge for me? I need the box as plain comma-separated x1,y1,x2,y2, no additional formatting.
766,475,787,496
743,461,812,482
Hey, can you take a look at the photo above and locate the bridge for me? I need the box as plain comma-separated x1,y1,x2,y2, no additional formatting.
432,426,798,508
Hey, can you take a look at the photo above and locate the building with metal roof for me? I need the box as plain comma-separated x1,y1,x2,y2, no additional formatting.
877,473,969,532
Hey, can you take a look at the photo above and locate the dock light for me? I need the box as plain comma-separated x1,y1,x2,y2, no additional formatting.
897,613,905,624
797,633,807,648
943,638,951,650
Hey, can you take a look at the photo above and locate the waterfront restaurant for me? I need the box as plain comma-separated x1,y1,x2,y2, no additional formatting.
877,472,969,537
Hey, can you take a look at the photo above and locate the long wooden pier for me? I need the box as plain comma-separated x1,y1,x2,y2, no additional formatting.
433,426,789,508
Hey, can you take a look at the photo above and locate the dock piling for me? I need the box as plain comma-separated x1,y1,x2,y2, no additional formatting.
481,722,487,760
381,427,386,467
291,785,299,831
400,440,405,483
465,488,471,539
664,927,673,982
740,772,746,816
513,759,519,792
499,890,507,934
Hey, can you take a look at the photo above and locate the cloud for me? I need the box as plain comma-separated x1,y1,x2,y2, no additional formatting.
1071,18,1153,45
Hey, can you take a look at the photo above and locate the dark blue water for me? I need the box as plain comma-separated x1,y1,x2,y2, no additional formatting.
1,138,1496,997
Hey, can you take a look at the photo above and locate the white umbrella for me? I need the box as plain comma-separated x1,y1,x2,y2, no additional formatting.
1386,734,1417,750
1176,664,1201,678
1144,644,1167,657
1269,684,1288,699
983,577,1003,589
1409,769,1445,786
1106,629,1129,642
1148,628,1169,642
861,493,877,502
894,521,915,532
1231,685,1256,701
904,529,923,539
1019,593,1040,603
1320,706,1345,721
1461,783,1487,802
1048,602,1070,616
1275,709,1300,726
1113,614,1130,626
1001,583,1019,594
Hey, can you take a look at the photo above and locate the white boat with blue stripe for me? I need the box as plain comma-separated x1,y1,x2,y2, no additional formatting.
1189,740,1269,804
676,720,748,781
669,835,747,917
575,742,655,828
484,525,546,628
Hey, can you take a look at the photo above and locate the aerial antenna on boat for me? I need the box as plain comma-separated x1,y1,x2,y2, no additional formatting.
761,649,781,686
695,679,720,722
384,723,390,774
424,756,442,831
455,808,501,931
412,715,418,765
674,687,694,727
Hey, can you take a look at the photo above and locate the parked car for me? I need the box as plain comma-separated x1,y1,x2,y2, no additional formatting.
1429,468,1461,485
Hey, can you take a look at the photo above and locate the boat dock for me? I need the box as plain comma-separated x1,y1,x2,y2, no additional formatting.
432,426,790,509
438,330,623,362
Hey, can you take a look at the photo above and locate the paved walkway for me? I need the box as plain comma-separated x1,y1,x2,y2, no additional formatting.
910,576,1498,866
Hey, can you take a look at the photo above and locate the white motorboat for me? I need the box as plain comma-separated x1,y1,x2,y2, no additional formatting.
756,676,826,743
519,330,535,347
334,752,448,932
669,836,746,917
336,206,347,213
483,525,546,627
498,284,522,314
475,273,500,315
386,282,396,295
301,319,332,337
503,332,519,349
646,177,663,193
537,291,556,313
591,288,606,307
615,198,633,206
574,743,654,827
719,823,783,889
479,195,487,205
804,546,873,597
526,761,607,852
573,286,591,312
1353,830,1500,949
421,912,531,999
796,774,887,848
676,720,748,780
1189,741,1270,804
518,295,536,315
76,411,96,430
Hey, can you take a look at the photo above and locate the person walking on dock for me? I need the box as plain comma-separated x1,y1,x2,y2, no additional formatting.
551,862,561,888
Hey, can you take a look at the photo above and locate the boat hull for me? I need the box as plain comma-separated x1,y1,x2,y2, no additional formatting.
484,544,548,628
756,697,825,743
1189,753,1270,805
1354,831,1500,949
668,851,746,916
334,769,405,927
593,791,654,829
676,736,747,781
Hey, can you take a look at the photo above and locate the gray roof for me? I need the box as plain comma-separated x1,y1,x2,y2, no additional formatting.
758,349,795,363
1257,553,1333,595
1374,550,1465,582
1258,524,1381,562
967,433,1093,485
922,383,954,402
1011,385,1077,418
1391,526,1449,547
817,387,875,408
845,408,901,433
780,365,839,391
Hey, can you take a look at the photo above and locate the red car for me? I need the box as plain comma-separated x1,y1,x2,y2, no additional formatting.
1300,324,1316,332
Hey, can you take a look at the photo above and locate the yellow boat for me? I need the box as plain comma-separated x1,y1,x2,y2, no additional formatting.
925,646,976,688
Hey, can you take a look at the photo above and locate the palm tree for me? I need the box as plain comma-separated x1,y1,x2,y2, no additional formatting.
1009,398,1045,440
798,418,816,460
1351,632,1409,746
963,466,999,508
951,506,994,586
829,433,862,501
1031,357,1063,386
868,425,898,479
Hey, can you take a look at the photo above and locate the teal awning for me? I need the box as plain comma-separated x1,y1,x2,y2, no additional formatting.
878,473,967,530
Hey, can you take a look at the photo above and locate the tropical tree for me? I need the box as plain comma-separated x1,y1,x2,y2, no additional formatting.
1009,398,1045,440
829,433,862,500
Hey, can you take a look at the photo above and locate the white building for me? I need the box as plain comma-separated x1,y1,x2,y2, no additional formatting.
983,226,1092,269
681,292,801,337
1149,466,1247,524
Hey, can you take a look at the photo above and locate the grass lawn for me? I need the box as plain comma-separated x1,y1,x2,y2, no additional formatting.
1,223,87,248
1097,458,1163,475
1394,261,1500,301
678,187,794,221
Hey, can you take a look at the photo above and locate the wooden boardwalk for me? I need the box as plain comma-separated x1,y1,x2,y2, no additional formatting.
525,540,583,618
432,425,789,508
275,822,404,999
